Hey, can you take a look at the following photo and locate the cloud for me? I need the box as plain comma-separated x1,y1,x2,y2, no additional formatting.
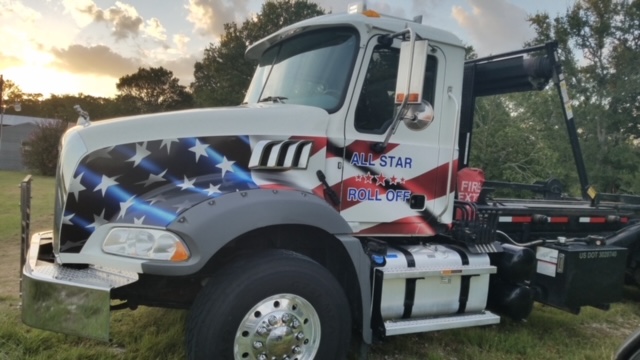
0,0,42,23
51,44,139,78
186,0,251,37
62,0,97,27
411,0,446,19
64,0,168,42
0,53,24,69
173,34,191,53
144,18,167,41
91,1,144,40
452,0,535,55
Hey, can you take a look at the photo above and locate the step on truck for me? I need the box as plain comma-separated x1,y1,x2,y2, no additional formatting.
19,4,640,360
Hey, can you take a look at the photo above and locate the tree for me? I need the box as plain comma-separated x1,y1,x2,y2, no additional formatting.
116,67,193,115
22,120,68,176
527,0,640,194
191,0,325,107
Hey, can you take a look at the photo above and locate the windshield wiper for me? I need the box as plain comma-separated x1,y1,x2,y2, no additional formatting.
258,96,288,103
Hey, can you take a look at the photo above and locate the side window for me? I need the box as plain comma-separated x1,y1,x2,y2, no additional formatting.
355,45,438,134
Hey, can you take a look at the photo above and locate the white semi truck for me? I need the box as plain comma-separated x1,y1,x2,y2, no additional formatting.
19,5,640,360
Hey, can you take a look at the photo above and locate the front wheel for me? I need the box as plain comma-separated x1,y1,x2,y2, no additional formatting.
187,250,351,360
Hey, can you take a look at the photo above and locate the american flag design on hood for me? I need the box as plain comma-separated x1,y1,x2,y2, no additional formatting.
60,135,257,253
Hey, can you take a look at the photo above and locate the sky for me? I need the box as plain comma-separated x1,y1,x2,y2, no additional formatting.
0,0,575,98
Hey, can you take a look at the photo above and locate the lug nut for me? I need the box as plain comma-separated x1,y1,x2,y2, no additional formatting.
282,313,291,322
291,320,300,329
257,354,267,360
293,346,302,354
295,332,304,340
257,326,268,336
268,315,278,325
253,341,263,349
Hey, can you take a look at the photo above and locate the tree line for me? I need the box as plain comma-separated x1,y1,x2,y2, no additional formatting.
2,0,323,123
7,0,640,196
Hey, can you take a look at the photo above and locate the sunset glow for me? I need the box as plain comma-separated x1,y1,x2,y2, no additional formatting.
0,0,570,98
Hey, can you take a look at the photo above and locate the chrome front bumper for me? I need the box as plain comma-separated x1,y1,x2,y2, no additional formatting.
21,231,138,341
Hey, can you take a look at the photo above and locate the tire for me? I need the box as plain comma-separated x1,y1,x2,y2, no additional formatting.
187,249,351,360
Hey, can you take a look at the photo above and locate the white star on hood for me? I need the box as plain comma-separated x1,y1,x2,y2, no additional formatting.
126,143,151,167
117,196,136,220
173,199,193,213
137,169,167,187
86,209,107,230
178,175,196,191
62,212,75,225
216,156,235,178
160,138,179,154
94,175,119,196
68,172,86,201
189,139,209,162
206,183,221,196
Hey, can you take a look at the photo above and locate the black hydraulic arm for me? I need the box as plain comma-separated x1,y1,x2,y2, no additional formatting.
458,41,592,200
544,42,591,200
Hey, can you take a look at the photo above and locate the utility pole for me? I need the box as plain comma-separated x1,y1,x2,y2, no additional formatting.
0,77,22,153
0,75,4,111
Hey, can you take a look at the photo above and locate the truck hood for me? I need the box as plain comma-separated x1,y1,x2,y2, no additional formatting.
55,104,331,253
74,104,330,154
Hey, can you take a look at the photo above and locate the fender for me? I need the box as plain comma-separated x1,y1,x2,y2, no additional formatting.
606,222,640,249
141,189,352,275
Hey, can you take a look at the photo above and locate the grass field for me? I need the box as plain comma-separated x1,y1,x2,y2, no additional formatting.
1,170,639,359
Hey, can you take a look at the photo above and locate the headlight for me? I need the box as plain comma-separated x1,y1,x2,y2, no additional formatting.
102,228,190,262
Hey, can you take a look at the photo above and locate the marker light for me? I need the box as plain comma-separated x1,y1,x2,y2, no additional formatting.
362,9,381,17
103,228,190,262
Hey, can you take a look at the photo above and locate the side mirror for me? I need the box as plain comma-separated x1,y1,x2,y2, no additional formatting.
395,39,428,106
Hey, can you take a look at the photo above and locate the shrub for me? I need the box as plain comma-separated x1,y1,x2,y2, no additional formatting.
22,120,68,176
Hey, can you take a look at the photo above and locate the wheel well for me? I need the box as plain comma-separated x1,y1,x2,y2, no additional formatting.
197,224,364,334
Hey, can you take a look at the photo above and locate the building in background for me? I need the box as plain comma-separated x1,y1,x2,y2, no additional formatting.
0,114,60,171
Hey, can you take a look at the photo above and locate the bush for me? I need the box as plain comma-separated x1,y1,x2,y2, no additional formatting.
22,120,68,176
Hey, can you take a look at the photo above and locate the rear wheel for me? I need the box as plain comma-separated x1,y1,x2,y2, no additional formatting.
187,250,351,360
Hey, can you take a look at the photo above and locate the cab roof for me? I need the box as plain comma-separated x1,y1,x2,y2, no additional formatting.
245,12,464,60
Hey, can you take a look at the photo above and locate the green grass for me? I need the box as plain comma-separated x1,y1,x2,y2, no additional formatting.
1,170,639,359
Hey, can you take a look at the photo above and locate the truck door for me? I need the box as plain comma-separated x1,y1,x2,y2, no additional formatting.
340,37,450,235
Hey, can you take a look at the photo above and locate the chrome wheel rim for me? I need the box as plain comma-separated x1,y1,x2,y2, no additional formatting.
234,293,320,360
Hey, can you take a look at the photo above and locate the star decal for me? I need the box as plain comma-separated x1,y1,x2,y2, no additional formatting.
216,156,236,178
160,138,179,154
94,175,119,196
68,172,86,201
86,209,107,230
117,196,136,220
62,212,75,225
178,175,196,191
134,216,146,225
126,143,151,167
389,175,398,185
137,169,167,187
374,172,387,186
173,199,193,213
355,174,362,182
84,146,113,163
146,194,166,205
206,183,221,196
363,172,374,184
189,139,209,162
400,177,406,184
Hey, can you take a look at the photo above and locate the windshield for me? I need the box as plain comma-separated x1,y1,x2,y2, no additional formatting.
244,27,359,113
